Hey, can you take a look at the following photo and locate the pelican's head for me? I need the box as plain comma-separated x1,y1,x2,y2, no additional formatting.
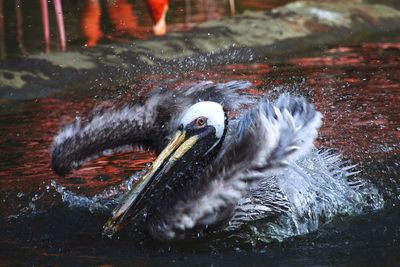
103,101,226,237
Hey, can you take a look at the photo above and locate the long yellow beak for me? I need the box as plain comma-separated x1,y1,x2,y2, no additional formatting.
103,130,199,238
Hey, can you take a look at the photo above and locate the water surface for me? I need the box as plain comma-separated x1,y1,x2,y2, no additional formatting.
0,39,399,265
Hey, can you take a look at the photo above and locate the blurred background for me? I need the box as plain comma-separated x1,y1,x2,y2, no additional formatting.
0,0,296,59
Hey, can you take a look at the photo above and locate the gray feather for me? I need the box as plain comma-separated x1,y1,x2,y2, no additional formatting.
51,81,253,175
148,95,322,239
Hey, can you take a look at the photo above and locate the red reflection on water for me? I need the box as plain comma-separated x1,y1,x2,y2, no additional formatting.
289,43,400,161
0,41,399,218
289,50,364,67
238,0,295,11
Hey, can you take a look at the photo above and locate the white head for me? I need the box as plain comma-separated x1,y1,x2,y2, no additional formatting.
103,101,226,234
180,101,225,139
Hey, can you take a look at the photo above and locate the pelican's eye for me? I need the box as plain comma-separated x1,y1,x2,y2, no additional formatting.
195,116,207,128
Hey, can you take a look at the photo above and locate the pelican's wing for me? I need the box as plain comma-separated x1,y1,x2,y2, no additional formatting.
51,92,176,176
227,176,290,230
51,81,253,176
149,95,322,239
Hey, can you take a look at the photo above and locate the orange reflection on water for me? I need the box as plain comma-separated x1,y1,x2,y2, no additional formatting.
0,42,399,217
291,43,400,161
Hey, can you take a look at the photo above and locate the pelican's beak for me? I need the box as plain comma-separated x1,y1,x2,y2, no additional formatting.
103,129,199,238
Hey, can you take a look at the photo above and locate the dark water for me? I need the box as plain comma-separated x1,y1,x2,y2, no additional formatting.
0,39,399,265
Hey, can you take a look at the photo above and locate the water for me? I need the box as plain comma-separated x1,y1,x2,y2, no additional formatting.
0,38,399,265
1,0,400,264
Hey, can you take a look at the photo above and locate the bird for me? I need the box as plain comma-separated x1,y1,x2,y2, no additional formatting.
41,0,66,52
80,0,168,48
145,0,168,36
51,81,382,241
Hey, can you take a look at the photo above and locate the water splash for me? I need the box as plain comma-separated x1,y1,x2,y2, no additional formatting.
48,148,384,244
239,149,384,244
50,170,146,214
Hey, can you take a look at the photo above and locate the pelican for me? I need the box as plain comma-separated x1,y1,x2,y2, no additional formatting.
51,81,382,241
